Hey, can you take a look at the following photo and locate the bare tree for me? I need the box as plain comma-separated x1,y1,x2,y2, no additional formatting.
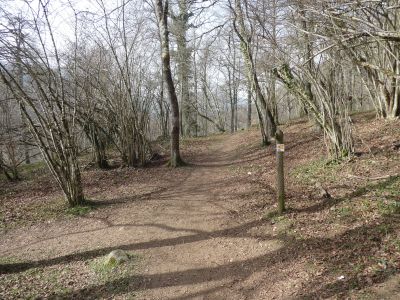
229,0,277,145
296,0,400,119
0,82,23,181
155,0,184,167
172,0,198,137
0,1,85,206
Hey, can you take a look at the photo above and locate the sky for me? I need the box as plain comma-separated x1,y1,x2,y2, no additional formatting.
0,0,238,98
1,0,117,48
1,0,227,51
1,0,243,77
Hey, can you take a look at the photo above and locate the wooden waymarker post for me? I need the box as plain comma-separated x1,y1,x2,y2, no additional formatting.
275,129,285,214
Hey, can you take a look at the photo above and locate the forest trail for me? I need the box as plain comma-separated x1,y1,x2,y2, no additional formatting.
3,117,399,299
126,134,282,299
1,131,289,299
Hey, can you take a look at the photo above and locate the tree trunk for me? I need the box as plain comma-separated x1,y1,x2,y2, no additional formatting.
254,100,268,145
15,27,30,165
176,0,196,137
270,0,279,125
247,82,252,128
159,68,169,138
93,138,108,169
228,62,235,133
156,0,184,167
85,123,109,169
61,156,85,207
232,0,276,144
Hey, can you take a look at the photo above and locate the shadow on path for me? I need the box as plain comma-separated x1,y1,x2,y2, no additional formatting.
43,215,400,299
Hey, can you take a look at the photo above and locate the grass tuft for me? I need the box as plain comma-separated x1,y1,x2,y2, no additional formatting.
89,252,140,282
65,205,93,216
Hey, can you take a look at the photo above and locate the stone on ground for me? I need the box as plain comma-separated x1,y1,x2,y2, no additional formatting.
105,249,129,265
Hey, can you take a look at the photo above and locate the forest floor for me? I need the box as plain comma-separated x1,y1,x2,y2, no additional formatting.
1,113,400,299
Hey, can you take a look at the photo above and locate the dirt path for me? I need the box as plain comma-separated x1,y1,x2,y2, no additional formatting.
4,118,400,299
1,133,293,299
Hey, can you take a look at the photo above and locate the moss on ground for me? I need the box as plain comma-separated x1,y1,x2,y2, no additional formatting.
89,252,140,282
65,205,94,217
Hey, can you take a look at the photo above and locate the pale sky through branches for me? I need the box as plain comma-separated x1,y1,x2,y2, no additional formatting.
2,0,227,52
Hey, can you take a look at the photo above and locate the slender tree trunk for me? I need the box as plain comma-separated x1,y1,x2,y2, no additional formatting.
193,39,198,137
232,0,276,144
234,84,238,131
247,82,252,129
15,27,30,165
227,33,235,134
234,58,239,131
228,63,235,133
176,0,196,136
156,0,184,167
254,100,267,145
270,0,279,125
159,65,169,138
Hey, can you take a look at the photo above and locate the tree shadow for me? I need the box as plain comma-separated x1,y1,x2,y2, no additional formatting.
285,135,320,152
187,155,267,168
0,219,269,275
42,215,400,300
2,212,398,299
3,167,259,255
297,215,400,299
290,176,400,215
2,123,398,298
86,167,195,207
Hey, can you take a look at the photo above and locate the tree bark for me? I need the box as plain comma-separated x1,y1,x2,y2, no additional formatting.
247,82,252,129
62,155,85,207
156,0,184,167
176,0,196,137
15,25,30,165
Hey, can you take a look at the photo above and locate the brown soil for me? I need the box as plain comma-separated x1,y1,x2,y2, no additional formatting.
1,114,400,299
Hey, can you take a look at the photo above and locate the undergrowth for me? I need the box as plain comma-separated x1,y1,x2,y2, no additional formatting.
291,158,343,185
